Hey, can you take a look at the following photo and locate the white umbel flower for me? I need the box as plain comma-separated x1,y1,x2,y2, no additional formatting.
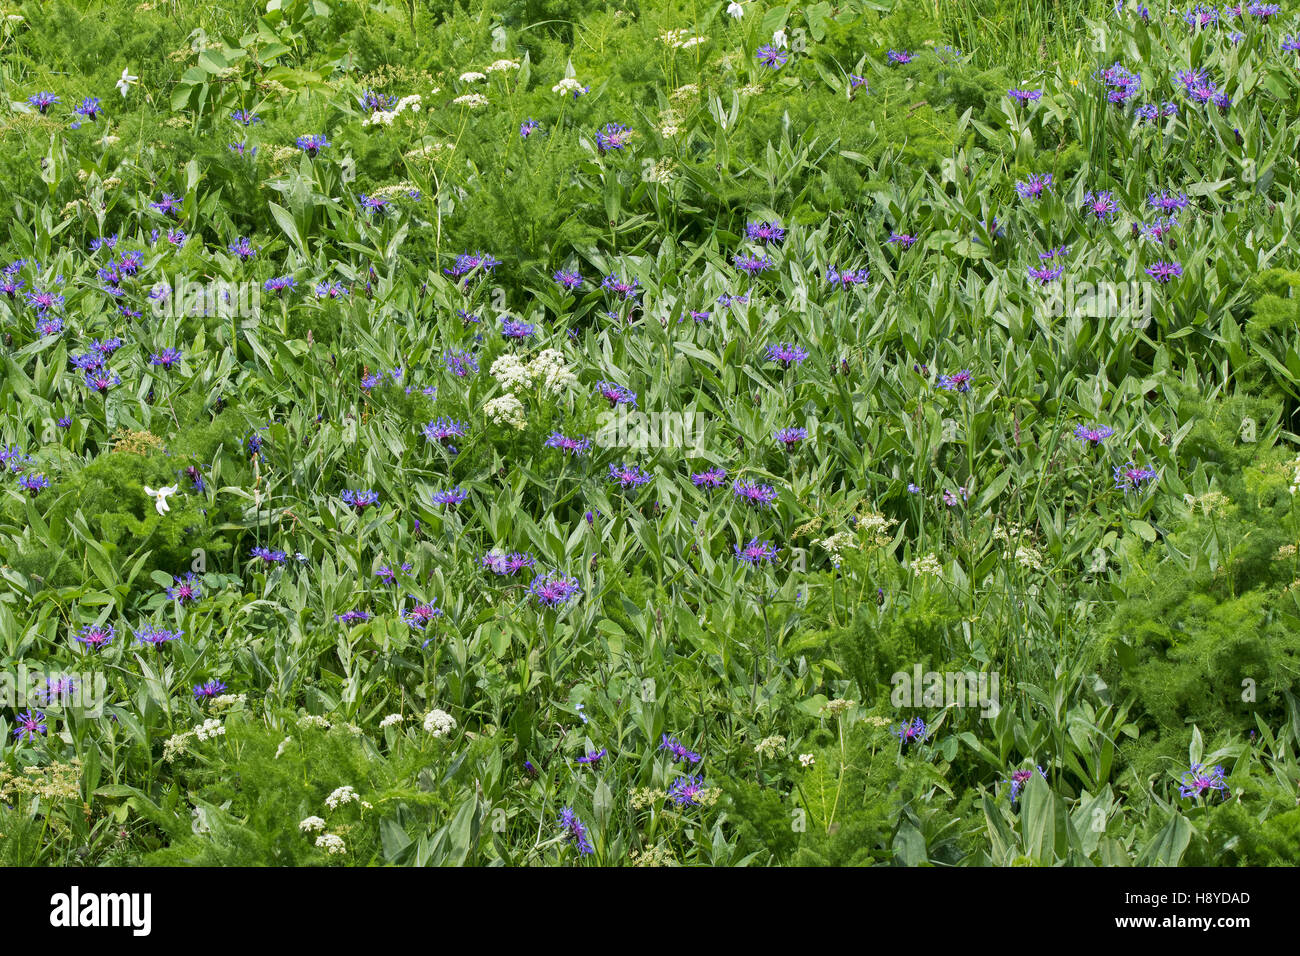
299,816,326,832
315,833,347,855
423,709,457,738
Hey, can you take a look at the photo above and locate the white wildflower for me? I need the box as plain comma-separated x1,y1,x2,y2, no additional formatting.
486,59,520,73
299,816,326,833
315,833,347,855
325,785,361,811
912,553,944,578
379,713,405,728
799,753,815,768
552,77,584,96
484,393,527,430
193,718,225,741
452,93,489,108
423,709,457,738
458,71,487,83
297,714,331,730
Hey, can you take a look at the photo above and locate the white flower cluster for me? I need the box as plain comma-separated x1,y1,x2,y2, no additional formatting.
754,735,786,759
210,693,247,713
298,816,326,833
315,833,347,855
458,71,487,83
490,350,576,395
552,77,584,96
362,93,422,127
452,93,489,109
486,59,520,73
817,531,859,568
912,553,944,578
325,785,362,811
379,713,405,728
297,714,331,730
194,718,225,741
484,394,527,430
423,708,457,738
799,753,816,768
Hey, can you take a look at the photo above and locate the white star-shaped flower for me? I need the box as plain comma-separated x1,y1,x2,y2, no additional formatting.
116,68,139,98
143,484,179,515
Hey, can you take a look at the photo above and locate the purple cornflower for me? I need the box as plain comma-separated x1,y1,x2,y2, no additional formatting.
1081,191,1119,221
431,486,469,506
1179,763,1229,800
335,610,371,625
558,807,594,855
1028,264,1064,284
734,253,773,275
528,571,582,608
667,775,707,806
1007,89,1043,102
608,463,653,488
689,310,712,322
166,572,203,604
483,550,536,576
443,349,479,377
374,562,413,584
596,381,637,408
231,110,262,126
74,97,102,120
314,280,349,299
36,676,79,705
1039,246,1070,260
1015,173,1053,200
265,275,297,295
250,546,288,564
296,134,330,156
84,371,122,394
887,232,918,248
545,433,591,455
444,251,501,279
423,417,469,448
1074,424,1114,446
774,426,808,449
825,264,870,287
500,317,536,339
766,342,809,368
19,474,50,496
29,92,60,113
1183,3,1220,28
1113,462,1158,490
756,44,789,68
577,748,607,766
732,478,778,507
887,50,914,64
194,680,228,700
746,221,786,244
12,710,47,742
1140,217,1179,243
1145,260,1182,283
134,624,183,646
595,123,634,153
660,735,701,764
76,624,115,649
896,717,928,745
228,237,256,261
691,467,727,489
734,538,780,565
1148,190,1189,213
359,194,389,215
936,369,973,392
402,600,444,630
27,288,65,313
520,118,539,138
341,489,380,513
553,269,583,291
1283,35,1300,52
151,348,183,369
150,193,183,216
601,274,640,300
1003,766,1047,802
